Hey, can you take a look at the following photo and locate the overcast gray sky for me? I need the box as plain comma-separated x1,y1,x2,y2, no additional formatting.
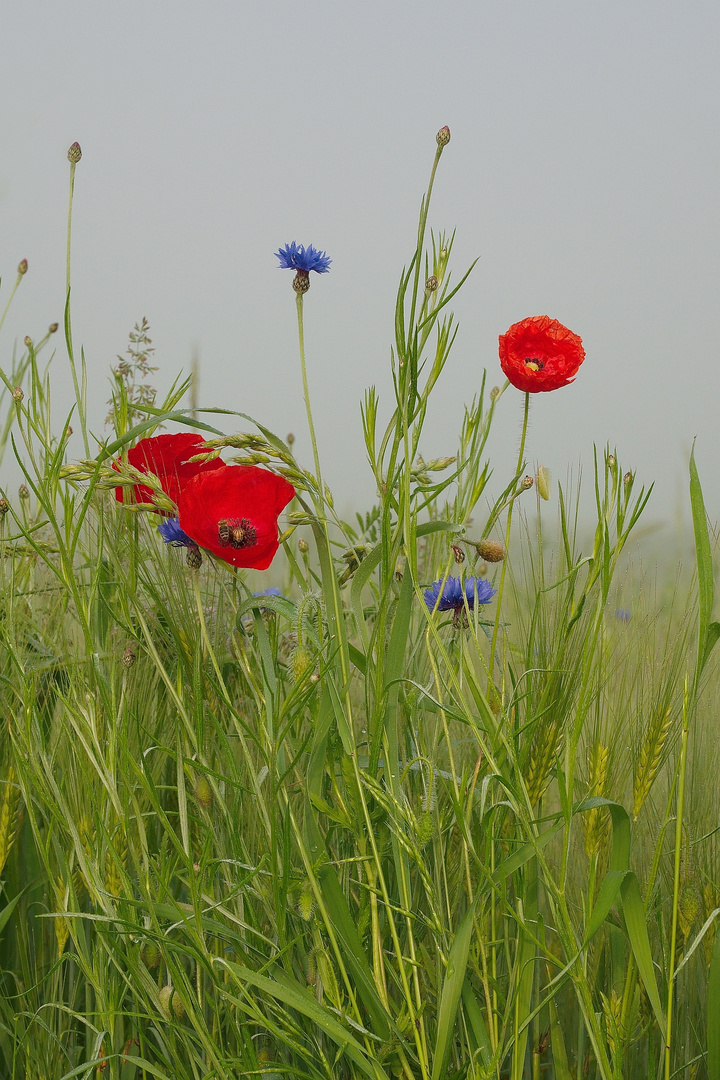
1,1,719,533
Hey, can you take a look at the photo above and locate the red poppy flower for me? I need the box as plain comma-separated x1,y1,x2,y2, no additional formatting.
177,465,295,570
114,433,226,510
499,316,585,393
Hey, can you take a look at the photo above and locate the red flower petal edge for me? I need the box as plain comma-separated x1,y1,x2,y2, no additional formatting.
114,433,226,510
177,465,296,570
499,316,585,393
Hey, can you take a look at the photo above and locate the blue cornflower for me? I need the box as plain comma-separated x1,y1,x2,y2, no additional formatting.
615,608,632,623
424,575,496,621
158,517,195,547
275,242,332,274
253,587,285,600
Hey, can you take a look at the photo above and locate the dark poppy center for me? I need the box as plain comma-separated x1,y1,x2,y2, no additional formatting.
217,517,257,549
524,356,545,371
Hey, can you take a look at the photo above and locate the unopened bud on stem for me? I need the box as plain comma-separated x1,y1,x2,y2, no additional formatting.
436,125,451,147
17,259,28,276
67,142,82,164
12,387,23,403
520,475,534,491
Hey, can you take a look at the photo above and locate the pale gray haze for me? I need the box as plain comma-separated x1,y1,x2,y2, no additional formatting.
2,2,719,533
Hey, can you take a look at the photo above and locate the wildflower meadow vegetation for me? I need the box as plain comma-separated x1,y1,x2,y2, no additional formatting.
0,129,719,1080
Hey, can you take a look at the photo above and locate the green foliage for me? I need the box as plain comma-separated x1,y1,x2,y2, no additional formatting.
0,130,716,1080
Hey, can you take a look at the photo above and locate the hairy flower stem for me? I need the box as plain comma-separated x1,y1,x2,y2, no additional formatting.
65,157,89,456
488,391,530,685
665,679,690,1080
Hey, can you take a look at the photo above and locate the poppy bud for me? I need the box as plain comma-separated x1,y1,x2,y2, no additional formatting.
425,275,438,293
12,388,23,403
194,776,213,809
536,465,551,501
158,985,185,1020
286,432,295,446
292,270,310,294
67,142,82,163
49,322,59,333
436,125,451,147
141,942,161,969
17,259,28,276
121,647,136,668
475,540,505,563
520,476,534,491
291,645,314,683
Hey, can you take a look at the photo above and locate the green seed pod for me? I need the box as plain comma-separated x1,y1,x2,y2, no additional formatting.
297,880,315,921
159,984,185,1020
475,540,505,563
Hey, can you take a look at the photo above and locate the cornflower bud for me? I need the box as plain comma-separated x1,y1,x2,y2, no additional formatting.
286,432,295,447
17,259,28,276
536,465,551,501
49,322,59,333
12,388,23,403
489,386,501,402
298,538,309,553
186,545,203,570
436,125,451,147
520,475,534,491
121,647,135,668
18,485,29,500
0,499,8,515
67,141,82,163
623,471,633,486
451,544,465,564
607,454,616,469
23,337,31,349
425,275,438,293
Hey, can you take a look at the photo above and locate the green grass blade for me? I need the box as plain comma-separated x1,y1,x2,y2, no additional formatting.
431,898,478,1080
690,443,717,679
620,873,665,1032
708,927,720,1079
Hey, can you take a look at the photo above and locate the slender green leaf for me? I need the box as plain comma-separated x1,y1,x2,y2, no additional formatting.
708,926,720,1079
620,873,665,1031
431,898,479,1080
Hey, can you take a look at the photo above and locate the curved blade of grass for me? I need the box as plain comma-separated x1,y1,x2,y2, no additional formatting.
218,959,391,1080
708,927,720,1079
620,872,665,1031
690,443,718,681
431,897,479,1080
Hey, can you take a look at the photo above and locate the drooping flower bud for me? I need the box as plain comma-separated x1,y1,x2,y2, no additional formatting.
194,776,213,809
291,645,314,683
17,259,28,276
67,142,82,163
536,465,551,501
436,125,451,147
474,540,505,563
140,942,161,969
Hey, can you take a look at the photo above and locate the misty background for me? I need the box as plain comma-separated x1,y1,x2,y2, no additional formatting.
1,1,718,541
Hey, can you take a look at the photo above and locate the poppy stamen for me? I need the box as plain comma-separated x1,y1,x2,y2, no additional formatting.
524,357,545,371
217,517,257,549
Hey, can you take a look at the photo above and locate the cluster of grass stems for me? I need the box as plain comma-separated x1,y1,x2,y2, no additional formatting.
0,133,719,1080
